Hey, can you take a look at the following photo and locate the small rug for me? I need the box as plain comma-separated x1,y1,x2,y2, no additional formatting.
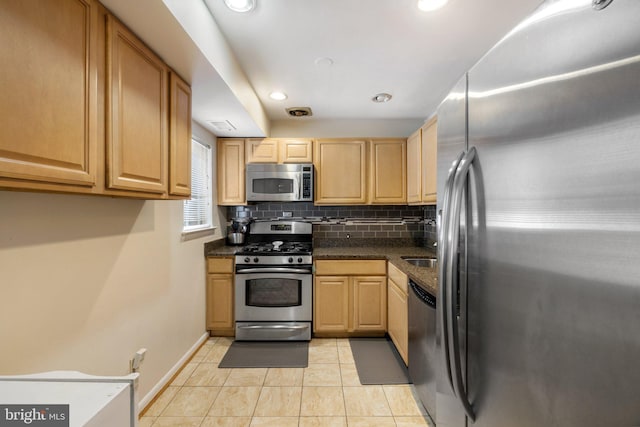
218,341,309,368
349,337,411,384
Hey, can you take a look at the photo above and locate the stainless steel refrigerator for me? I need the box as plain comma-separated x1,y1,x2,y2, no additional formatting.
435,0,640,426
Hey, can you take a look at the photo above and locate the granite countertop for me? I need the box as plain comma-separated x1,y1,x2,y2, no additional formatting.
204,239,240,257
314,246,438,296
204,239,438,296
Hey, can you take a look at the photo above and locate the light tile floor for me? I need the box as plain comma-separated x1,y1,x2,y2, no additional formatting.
140,337,435,427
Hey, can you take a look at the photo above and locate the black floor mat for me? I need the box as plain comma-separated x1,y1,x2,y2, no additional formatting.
218,341,309,368
349,337,411,384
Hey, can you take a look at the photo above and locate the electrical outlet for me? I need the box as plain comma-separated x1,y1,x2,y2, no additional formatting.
130,348,147,373
282,211,293,217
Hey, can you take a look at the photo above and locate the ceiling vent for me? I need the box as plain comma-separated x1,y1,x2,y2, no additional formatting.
208,120,236,132
286,107,313,117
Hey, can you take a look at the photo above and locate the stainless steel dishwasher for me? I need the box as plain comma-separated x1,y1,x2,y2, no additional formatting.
408,279,436,418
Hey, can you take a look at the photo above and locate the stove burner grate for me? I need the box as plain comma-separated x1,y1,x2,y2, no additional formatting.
240,242,312,254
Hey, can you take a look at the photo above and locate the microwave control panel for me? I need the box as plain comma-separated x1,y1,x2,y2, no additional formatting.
302,166,313,199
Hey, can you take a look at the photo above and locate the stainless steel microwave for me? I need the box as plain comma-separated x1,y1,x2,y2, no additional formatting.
246,164,314,202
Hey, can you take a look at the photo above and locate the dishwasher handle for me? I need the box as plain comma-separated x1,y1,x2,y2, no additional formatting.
409,280,436,309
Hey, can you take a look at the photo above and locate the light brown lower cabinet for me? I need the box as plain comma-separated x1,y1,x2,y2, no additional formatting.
206,257,234,336
314,260,387,335
387,262,409,365
313,276,350,333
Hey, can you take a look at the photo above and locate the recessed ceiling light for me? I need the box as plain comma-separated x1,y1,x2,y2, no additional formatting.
417,0,448,12
372,93,393,103
314,57,334,67
269,91,288,101
224,0,256,13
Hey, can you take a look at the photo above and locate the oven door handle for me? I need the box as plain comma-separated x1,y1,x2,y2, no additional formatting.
237,324,309,330
235,267,312,274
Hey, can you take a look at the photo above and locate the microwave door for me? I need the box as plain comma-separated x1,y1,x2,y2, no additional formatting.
248,172,297,201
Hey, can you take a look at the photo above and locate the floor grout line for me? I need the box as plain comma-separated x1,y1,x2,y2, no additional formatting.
143,336,431,427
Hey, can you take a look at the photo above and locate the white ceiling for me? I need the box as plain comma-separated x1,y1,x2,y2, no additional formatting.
99,0,543,137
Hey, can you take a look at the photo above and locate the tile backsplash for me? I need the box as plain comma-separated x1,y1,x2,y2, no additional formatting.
227,203,437,247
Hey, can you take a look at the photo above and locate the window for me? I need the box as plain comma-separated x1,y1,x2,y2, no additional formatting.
183,138,213,233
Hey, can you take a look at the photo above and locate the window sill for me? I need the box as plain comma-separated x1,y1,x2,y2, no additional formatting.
181,226,217,242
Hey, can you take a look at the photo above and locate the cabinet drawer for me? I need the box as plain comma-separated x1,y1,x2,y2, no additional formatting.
388,262,408,294
207,257,234,274
315,259,386,276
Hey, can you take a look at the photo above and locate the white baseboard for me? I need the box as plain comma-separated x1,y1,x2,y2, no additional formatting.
138,332,209,411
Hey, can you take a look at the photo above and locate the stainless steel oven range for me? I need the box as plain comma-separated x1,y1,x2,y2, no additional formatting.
234,220,312,341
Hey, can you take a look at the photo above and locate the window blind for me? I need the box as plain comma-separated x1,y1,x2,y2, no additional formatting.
183,139,212,231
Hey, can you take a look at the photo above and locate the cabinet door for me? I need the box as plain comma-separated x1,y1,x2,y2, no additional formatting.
106,15,168,194
314,276,349,333
314,140,367,204
370,139,407,204
351,276,387,332
279,139,313,163
406,129,422,204
388,278,408,365
245,138,279,163
0,0,97,187
421,117,437,204
169,72,191,197
217,139,246,205
206,274,234,331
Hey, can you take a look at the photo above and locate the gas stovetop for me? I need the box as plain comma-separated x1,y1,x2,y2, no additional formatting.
234,220,313,266
237,241,312,255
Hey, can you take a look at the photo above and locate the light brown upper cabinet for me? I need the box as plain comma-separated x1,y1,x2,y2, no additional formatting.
0,0,191,199
169,73,192,197
279,139,313,163
407,129,422,204
246,139,278,163
406,116,438,205
314,139,406,205
314,139,368,205
245,139,313,164
421,117,438,204
0,0,98,189
217,139,246,205
369,139,407,204
106,15,168,195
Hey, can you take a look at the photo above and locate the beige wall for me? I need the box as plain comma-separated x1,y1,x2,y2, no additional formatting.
0,121,224,407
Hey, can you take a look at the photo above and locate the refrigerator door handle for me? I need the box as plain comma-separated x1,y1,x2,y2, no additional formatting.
439,150,465,392
446,146,477,421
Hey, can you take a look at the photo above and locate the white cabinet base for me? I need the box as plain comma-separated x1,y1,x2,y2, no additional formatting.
0,371,139,427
